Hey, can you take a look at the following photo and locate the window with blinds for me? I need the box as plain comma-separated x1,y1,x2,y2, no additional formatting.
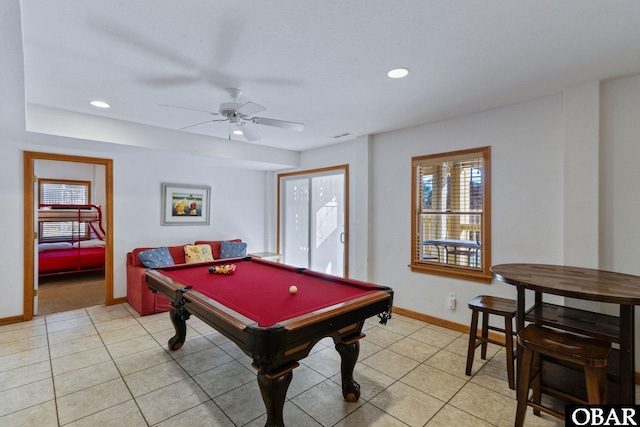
410,146,491,283
39,179,91,242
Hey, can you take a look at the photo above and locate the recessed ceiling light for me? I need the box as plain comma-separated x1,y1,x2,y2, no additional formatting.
387,68,410,79
89,100,110,108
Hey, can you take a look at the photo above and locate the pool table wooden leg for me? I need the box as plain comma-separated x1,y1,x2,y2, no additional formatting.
336,339,361,402
167,307,188,351
167,286,192,351
257,367,293,427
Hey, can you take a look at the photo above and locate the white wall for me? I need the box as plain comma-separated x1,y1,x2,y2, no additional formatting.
287,73,640,331
600,73,640,276
370,95,565,320
600,73,640,343
279,135,372,281
0,138,268,318
112,145,268,302
0,141,26,318
288,73,640,364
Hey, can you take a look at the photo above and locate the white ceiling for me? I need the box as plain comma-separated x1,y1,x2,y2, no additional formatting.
19,0,640,152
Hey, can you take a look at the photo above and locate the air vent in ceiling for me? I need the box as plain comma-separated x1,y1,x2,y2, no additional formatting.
332,133,353,139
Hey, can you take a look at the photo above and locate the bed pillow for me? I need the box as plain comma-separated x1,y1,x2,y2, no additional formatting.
72,239,106,249
38,242,73,252
219,241,247,259
137,246,175,268
184,244,214,264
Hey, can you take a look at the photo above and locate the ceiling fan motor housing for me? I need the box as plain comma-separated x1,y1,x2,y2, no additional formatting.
219,102,243,116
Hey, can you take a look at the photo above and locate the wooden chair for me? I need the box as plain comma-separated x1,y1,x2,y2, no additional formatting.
465,295,517,389
515,324,610,426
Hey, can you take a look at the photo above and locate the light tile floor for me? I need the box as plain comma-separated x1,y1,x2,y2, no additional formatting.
0,303,581,426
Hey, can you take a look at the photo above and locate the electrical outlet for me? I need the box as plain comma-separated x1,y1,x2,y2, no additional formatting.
448,292,456,310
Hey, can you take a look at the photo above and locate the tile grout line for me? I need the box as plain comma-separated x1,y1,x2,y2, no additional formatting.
1,306,539,426
129,312,239,426
89,308,152,426
44,314,62,427
360,321,506,426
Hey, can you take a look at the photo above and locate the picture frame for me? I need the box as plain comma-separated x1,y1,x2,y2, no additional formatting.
161,183,211,226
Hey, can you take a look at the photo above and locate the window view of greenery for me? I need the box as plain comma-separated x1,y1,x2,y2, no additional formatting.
39,180,90,242
411,147,491,283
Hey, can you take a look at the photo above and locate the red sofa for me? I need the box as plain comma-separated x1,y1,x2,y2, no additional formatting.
126,239,242,315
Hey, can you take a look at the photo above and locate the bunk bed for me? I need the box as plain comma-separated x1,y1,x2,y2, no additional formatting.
37,204,106,276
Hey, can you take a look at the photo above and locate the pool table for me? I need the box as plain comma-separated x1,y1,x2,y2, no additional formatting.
146,257,393,427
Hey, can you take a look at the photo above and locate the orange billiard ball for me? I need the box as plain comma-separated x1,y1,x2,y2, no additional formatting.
289,285,298,294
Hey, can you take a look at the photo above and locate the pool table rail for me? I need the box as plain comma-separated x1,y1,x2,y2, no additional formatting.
148,267,393,362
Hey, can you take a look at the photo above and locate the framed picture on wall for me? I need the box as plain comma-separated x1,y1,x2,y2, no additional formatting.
161,183,211,225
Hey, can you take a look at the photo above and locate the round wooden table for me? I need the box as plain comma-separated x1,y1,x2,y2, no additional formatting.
491,263,640,404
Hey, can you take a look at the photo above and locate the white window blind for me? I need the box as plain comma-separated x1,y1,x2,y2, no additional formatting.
39,181,90,241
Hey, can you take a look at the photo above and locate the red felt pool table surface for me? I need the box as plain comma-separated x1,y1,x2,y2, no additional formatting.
156,259,382,327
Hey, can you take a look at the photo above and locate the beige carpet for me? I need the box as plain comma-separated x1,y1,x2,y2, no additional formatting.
37,271,105,315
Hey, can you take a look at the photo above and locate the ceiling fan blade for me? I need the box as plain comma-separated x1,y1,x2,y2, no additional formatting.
93,21,197,69
179,118,227,130
237,123,261,141
251,117,305,132
236,101,266,117
160,104,220,115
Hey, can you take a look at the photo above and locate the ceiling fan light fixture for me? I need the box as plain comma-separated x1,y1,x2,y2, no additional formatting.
387,67,410,79
89,100,110,108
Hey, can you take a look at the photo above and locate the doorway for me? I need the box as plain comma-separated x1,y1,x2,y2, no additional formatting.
23,151,114,321
278,165,348,277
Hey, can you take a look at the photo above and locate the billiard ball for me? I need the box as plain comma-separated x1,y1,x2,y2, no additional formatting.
289,285,298,294
208,267,214,273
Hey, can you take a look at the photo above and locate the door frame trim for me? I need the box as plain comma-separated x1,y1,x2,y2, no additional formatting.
23,151,114,320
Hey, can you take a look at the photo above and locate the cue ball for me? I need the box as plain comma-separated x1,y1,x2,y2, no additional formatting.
289,285,298,294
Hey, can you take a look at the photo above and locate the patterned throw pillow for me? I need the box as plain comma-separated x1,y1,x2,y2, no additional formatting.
184,244,214,264
219,241,247,259
137,246,175,268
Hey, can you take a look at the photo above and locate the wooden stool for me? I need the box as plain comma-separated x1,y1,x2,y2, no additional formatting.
515,324,610,426
465,295,517,389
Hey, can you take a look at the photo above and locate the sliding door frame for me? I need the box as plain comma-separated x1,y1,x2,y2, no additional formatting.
277,165,349,277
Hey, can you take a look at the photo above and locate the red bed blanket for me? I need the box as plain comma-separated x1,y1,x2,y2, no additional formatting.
38,247,105,275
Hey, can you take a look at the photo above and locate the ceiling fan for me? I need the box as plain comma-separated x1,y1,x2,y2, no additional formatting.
161,88,305,142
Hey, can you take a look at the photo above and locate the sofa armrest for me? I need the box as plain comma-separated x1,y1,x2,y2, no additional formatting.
126,252,171,315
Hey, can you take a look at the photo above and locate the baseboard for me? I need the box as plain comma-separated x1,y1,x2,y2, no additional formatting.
394,306,640,385
0,296,127,325
0,315,26,327
394,306,470,333
393,306,509,344
111,296,127,305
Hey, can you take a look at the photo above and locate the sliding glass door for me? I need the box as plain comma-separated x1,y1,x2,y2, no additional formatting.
279,166,347,277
